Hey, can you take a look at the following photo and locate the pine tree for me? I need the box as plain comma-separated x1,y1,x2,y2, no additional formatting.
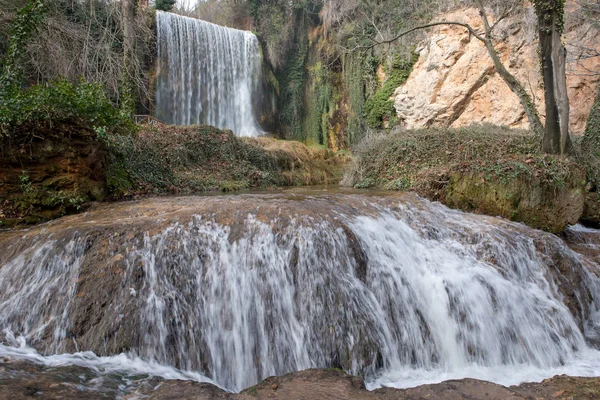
155,0,176,12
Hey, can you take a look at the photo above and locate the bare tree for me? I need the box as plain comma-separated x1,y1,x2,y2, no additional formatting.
567,0,600,77
121,0,135,114
1,0,153,108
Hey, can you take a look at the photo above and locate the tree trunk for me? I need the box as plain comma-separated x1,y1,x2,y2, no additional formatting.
474,0,545,137
480,36,545,137
121,0,135,115
536,2,571,154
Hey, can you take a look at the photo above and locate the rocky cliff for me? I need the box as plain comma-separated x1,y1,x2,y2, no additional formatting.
393,4,600,134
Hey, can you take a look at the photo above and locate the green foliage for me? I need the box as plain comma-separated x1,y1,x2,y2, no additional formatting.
105,133,175,196
119,76,136,117
277,29,309,141
305,61,334,145
343,53,366,146
45,191,85,211
344,125,541,190
345,125,584,232
104,125,344,197
364,53,418,129
580,87,600,185
2,0,152,108
248,0,321,141
0,0,47,90
19,170,32,193
0,78,134,141
583,88,600,156
0,0,134,144
533,0,566,33
155,0,176,12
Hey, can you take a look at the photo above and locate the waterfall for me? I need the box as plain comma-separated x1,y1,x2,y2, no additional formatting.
155,12,263,137
0,193,599,392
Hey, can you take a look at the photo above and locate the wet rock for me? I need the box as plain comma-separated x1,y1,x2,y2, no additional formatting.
0,360,119,399
2,360,600,400
444,167,586,233
0,125,107,228
582,191,600,228
0,192,598,392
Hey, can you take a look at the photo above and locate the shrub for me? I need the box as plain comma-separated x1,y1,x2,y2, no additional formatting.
580,89,600,186
155,0,176,12
342,125,543,189
0,78,134,142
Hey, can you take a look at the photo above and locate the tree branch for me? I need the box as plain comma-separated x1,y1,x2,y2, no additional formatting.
490,4,518,32
346,0,545,137
347,21,486,52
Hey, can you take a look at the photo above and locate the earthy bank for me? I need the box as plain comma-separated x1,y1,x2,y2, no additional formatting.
0,122,347,227
342,125,599,233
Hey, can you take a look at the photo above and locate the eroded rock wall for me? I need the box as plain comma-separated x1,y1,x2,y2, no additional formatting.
0,125,107,227
393,4,600,134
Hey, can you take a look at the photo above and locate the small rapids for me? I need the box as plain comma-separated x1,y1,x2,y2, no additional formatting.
0,193,599,393
0,341,216,387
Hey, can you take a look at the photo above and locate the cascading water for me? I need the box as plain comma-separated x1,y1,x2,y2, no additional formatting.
155,12,262,136
0,193,599,393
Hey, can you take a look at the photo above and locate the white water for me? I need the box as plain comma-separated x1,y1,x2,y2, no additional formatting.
0,338,215,387
155,12,263,136
0,196,599,392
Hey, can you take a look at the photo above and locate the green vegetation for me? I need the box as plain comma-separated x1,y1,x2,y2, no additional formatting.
580,88,600,225
344,125,575,190
533,0,566,33
343,53,366,146
364,53,418,129
155,0,176,12
105,124,347,198
0,0,46,89
581,89,600,183
0,79,133,143
0,0,135,226
192,0,426,147
0,0,154,113
0,1,133,146
305,61,334,145
0,0,595,233
343,125,586,232
0,121,347,227
277,35,309,141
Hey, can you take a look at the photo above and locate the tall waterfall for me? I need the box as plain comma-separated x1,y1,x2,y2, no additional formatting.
0,193,599,392
155,12,262,137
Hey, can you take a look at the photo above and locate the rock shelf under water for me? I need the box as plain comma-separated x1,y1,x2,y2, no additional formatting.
0,191,599,394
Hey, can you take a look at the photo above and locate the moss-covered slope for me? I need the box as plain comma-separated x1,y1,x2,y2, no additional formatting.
343,125,587,233
0,123,348,227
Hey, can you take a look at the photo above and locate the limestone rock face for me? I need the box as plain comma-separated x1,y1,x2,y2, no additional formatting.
393,5,600,134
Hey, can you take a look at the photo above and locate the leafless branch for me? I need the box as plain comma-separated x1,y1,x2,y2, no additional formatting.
346,21,486,52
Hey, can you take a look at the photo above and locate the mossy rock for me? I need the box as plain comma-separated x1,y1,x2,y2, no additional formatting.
41,175,77,190
582,191,600,228
343,126,588,233
445,167,586,233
